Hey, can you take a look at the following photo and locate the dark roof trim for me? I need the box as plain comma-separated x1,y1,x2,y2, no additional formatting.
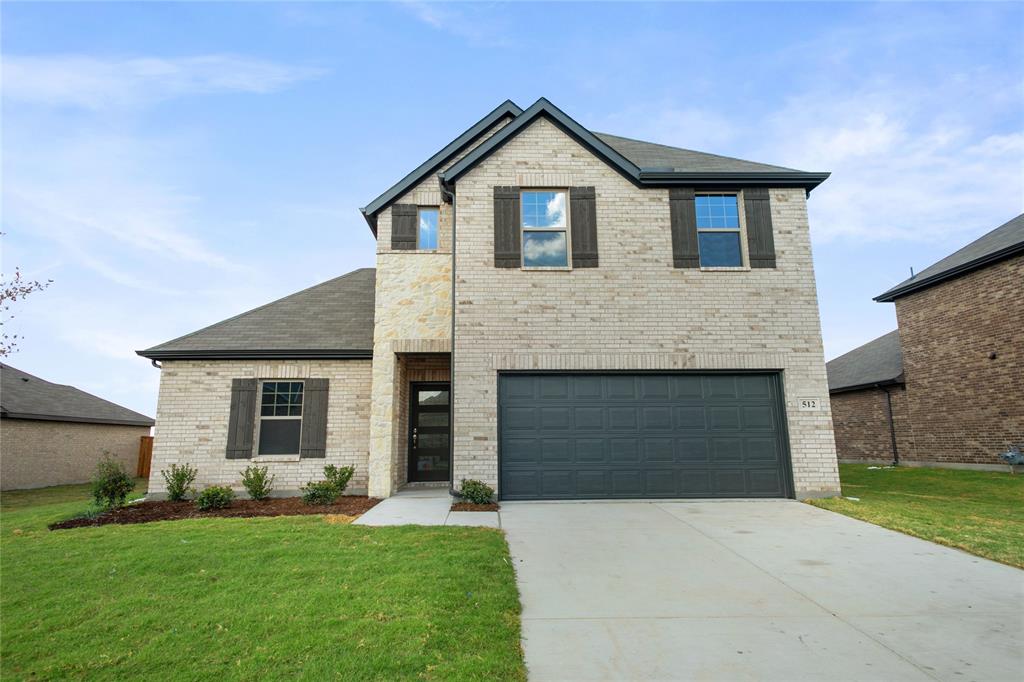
0,410,154,427
638,170,830,192
442,97,830,194
874,240,1024,302
828,376,905,395
442,98,642,187
360,100,523,235
137,349,373,361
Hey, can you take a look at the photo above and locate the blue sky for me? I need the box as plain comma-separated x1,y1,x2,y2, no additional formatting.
2,1,1022,417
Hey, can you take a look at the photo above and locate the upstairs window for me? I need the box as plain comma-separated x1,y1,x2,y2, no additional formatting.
696,194,743,267
521,190,569,267
418,207,439,250
258,381,303,455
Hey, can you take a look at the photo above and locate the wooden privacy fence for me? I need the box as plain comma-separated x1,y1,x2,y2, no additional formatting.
137,436,154,478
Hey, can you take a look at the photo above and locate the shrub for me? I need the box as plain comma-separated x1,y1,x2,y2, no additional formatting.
302,480,341,506
324,465,354,495
195,485,234,511
161,463,198,502
92,456,134,510
459,479,495,505
240,465,275,501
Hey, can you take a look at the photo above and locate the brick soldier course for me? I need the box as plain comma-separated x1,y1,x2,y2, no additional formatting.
140,98,842,500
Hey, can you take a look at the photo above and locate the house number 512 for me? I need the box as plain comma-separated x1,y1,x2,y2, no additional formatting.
798,398,820,411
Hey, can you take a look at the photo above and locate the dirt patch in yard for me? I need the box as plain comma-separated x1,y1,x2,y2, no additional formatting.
450,502,499,512
49,496,381,530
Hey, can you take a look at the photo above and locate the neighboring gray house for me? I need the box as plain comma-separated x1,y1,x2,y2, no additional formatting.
1,363,154,490
140,98,841,501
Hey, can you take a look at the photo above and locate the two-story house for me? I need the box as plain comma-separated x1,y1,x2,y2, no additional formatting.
139,98,841,500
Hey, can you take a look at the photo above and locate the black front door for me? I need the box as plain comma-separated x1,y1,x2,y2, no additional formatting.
408,383,451,483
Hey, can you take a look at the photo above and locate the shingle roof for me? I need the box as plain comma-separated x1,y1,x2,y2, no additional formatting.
440,98,829,192
826,330,904,394
138,268,376,360
876,213,1024,302
593,132,799,174
1,363,154,426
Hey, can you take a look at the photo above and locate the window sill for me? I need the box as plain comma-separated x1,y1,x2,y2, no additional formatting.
699,266,751,272
252,454,301,463
520,266,573,272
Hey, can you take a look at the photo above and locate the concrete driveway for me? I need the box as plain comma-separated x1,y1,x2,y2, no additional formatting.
501,500,1023,682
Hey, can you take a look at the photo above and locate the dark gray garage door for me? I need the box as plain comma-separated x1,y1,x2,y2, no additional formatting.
499,373,792,500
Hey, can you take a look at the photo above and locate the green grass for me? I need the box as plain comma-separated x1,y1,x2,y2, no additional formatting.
807,464,1024,568
1,483,525,681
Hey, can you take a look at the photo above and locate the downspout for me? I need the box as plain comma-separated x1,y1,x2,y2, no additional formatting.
440,173,457,497
881,384,900,466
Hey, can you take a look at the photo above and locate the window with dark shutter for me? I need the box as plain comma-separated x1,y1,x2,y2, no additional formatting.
226,378,257,459
494,186,521,267
299,378,329,458
744,188,776,268
669,188,699,268
391,204,417,251
570,187,598,268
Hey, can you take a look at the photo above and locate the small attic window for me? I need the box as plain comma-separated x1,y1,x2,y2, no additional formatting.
418,208,439,250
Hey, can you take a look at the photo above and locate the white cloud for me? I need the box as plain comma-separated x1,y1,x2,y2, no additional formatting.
2,54,325,109
398,1,513,47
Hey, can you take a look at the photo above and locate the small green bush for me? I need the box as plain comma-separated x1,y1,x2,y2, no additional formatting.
195,486,234,511
240,465,275,500
324,465,354,495
459,479,495,505
161,463,198,502
92,456,134,510
301,480,341,506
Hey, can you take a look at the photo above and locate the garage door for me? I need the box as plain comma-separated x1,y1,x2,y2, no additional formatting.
499,373,792,500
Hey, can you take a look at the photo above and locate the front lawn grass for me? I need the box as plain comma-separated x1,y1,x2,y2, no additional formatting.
807,464,1024,568
1,483,524,681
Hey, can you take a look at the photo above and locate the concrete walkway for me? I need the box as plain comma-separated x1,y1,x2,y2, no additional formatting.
501,500,1023,682
354,486,500,528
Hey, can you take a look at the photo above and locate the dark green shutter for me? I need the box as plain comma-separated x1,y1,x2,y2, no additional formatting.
226,379,257,459
300,378,329,458
669,188,699,268
494,186,521,268
744,188,776,268
391,204,417,250
570,187,598,268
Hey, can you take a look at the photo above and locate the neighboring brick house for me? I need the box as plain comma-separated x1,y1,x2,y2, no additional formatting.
828,213,1023,468
0,363,154,490
140,98,841,500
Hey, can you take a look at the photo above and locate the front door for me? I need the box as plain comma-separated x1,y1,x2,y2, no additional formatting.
408,382,451,483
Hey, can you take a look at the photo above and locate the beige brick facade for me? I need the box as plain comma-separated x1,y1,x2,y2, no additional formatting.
148,359,372,497
1,419,150,490
449,118,840,498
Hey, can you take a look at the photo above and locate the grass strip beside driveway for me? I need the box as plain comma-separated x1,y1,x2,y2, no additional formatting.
1,484,524,681
808,464,1024,568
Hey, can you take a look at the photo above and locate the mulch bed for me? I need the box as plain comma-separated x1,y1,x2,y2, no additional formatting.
49,496,381,531
450,502,499,512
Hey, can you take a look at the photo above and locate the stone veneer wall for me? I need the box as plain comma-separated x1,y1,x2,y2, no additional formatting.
365,118,509,496
148,359,372,497
894,255,1023,465
830,386,914,462
450,117,841,498
1,419,150,490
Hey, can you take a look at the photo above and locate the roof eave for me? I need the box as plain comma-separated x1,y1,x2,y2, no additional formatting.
638,170,830,194
137,349,374,361
874,241,1024,302
0,411,154,427
828,376,905,395
360,100,524,235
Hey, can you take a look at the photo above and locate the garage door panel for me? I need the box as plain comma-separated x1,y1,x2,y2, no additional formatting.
644,438,674,463
611,471,643,496
610,439,640,463
499,374,790,500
